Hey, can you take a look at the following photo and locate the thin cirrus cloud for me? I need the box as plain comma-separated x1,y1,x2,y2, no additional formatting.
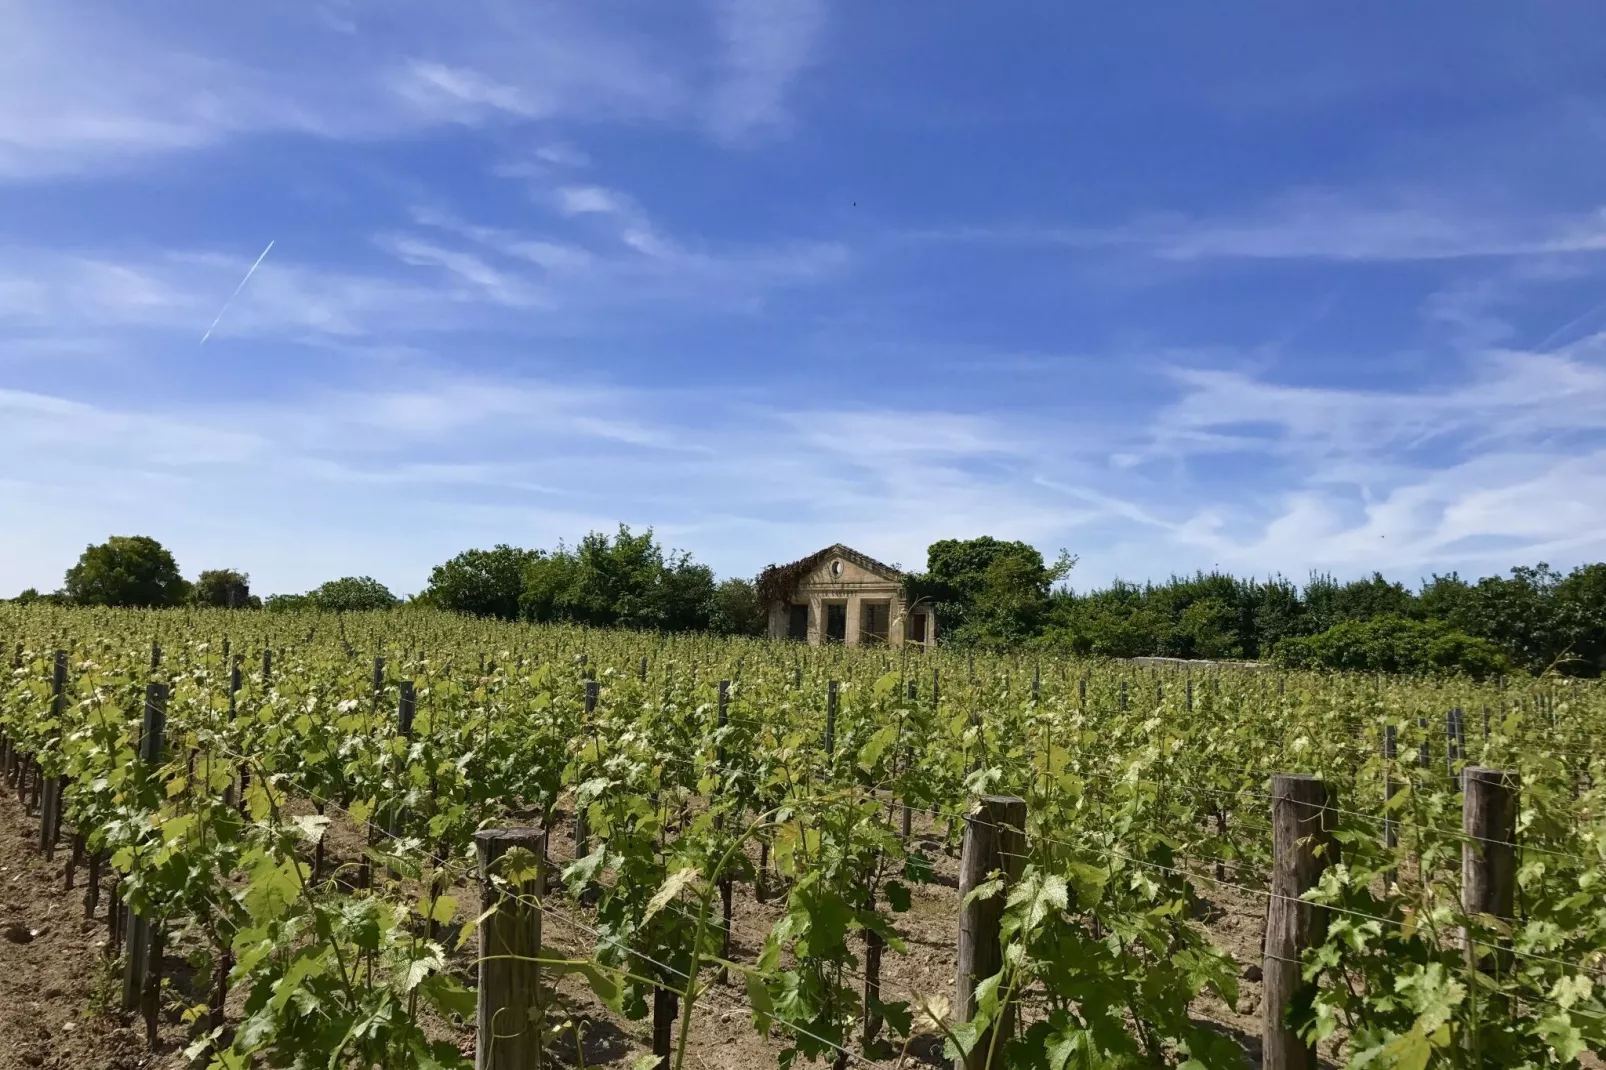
3,1,1606,601
917,194,1606,264
0,0,828,178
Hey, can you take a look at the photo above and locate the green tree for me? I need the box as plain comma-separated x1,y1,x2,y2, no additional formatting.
63,535,190,607
309,576,399,612
710,577,767,636
1272,615,1509,678
1421,566,1565,674
424,544,543,620
906,536,1074,647
263,593,315,613
519,526,715,632
565,526,714,631
1554,563,1606,675
520,549,581,624
192,569,258,609
1303,571,1418,632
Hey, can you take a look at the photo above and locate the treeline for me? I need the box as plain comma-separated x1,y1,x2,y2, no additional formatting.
899,537,1606,677
9,527,768,636
1039,563,1606,677
12,531,1606,677
410,527,765,635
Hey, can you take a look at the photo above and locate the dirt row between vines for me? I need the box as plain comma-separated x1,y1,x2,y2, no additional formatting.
0,785,1280,1070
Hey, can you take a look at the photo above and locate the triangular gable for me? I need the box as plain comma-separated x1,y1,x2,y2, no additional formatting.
757,543,903,602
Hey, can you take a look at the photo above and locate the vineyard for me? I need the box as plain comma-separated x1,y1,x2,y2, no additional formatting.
0,605,1601,1070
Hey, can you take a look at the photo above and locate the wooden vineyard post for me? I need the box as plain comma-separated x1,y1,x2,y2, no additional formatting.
1263,774,1333,1070
652,984,678,1070
1446,708,1465,773
1383,725,1399,889
575,681,598,857
123,681,168,1016
382,681,415,873
716,680,733,978
228,659,244,812
39,649,67,859
398,679,417,738
475,827,545,1070
901,679,916,839
1119,679,1128,711
1462,767,1518,980
825,680,838,760
954,795,1027,1070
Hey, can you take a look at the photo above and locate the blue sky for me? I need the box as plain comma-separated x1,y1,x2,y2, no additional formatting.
5,1,1606,598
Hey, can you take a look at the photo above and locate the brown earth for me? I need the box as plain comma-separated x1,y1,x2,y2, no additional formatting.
0,785,1311,1070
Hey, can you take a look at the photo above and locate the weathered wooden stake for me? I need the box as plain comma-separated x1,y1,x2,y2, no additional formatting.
1462,767,1518,978
1263,774,1333,1070
1446,707,1464,772
39,650,68,858
901,679,916,839
954,795,1027,1070
123,681,168,1012
864,893,885,1050
1383,725,1399,889
716,680,733,978
652,984,678,1070
475,826,546,1070
824,680,838,760
574,681,599,858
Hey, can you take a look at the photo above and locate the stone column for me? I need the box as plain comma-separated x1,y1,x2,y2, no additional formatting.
808,594,823,646
845,593,862,646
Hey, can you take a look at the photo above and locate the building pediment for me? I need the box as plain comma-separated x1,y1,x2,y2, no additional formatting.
758,544,902,603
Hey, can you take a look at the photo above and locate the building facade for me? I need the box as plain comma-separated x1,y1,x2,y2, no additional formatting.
758,544,937,648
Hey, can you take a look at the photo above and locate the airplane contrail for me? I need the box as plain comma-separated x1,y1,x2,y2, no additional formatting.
200,239,275,344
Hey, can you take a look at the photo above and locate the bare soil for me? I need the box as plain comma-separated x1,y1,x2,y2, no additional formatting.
0,782,1284,1070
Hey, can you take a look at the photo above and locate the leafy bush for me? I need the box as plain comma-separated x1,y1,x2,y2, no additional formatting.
264,577,397,613
63,535,189,607
309,576,399,612
424,545,541,620
1271,615,1510,678
192,569,258,609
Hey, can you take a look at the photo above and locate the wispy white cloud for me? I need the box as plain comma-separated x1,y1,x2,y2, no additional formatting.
705,0,829,139
1116,342,1606,579
556,185,634,217
0,248,471,339
0,0,829,179
921,193,1606,264
402,184,849,313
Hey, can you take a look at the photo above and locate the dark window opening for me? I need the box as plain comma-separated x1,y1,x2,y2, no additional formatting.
787,603,809,641
825,603,847,642
909,612,927,644
863,602,889,644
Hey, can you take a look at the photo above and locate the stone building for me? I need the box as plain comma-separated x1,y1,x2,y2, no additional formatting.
758,544,937,648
